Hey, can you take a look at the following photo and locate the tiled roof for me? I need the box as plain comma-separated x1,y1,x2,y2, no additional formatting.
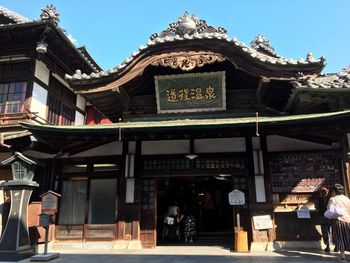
0,6,29,24
66,12,326,81
291,66,350,89
0,5,99,73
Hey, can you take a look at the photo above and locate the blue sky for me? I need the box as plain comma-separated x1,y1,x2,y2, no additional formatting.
2,0,349,73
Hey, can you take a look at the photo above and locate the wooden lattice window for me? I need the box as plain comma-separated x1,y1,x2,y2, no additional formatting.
0,82,27,114
141,179,155,211
47,95,75,125
143,158,191,171
195,156,245,170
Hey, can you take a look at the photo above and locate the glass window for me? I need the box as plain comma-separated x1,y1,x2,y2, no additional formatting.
88,179,117,224
47,95,61,125
47,95,75,125
61,104,75,125
0,82,27,114
59,180,87,225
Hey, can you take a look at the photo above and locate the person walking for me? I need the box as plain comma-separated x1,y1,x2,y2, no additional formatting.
327,184,350,262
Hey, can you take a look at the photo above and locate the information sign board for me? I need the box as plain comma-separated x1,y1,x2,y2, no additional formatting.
228,189,245,206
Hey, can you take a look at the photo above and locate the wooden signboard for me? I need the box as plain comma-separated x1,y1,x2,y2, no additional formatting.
155,71,226,113
253,215,273,230
40,190,61,214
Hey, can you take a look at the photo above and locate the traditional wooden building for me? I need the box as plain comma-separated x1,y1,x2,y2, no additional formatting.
0,4,102,241
2,9,350,250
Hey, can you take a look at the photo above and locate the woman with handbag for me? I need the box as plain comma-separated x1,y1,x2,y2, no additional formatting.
326,184,350,262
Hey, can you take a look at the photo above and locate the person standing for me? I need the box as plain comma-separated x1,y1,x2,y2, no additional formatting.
184,207,196,243
316,187,331,252
164,202,183,242
327,184,350,262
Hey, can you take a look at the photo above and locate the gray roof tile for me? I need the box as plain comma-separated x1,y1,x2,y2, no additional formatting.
292,66,350,89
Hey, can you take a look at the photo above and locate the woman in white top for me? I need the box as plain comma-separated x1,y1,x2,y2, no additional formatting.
327,184,350,262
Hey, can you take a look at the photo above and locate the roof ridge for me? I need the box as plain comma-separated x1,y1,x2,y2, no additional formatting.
0,5,30,24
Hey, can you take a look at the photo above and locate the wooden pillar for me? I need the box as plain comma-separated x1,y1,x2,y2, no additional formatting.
260,135,272,203
342,135,350,195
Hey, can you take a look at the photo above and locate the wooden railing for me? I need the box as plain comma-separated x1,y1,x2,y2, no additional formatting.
0,109,52,126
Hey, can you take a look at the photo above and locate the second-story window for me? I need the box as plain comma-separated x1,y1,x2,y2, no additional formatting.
47,95,75,125
47,77,76,125
0,82,27,114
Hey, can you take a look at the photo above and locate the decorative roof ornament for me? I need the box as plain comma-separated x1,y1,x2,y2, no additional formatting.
306,52,326,64
151,52,225,71
150,11,227,40
250,34,277,57
40,4,60,26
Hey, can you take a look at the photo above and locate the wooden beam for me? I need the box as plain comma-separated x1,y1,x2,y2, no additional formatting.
256,77,270,104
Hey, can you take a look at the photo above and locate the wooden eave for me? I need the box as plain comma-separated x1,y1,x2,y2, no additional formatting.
16,110,350,154
20,110,350,135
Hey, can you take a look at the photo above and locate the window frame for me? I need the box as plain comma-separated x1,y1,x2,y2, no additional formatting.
0,81,27,115
47,76,77,125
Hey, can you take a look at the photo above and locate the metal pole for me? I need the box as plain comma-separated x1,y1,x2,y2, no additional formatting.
44,226,49,255
232,206,236,231
237,209,240,231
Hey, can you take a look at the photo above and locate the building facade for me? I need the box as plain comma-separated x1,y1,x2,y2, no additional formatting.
1,7,350,250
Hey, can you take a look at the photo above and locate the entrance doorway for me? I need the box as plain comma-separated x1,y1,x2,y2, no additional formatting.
157,176,234,246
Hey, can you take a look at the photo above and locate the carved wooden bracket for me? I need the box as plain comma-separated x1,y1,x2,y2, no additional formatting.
151,53,225,71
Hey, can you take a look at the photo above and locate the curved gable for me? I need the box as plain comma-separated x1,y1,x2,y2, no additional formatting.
67,12,325,86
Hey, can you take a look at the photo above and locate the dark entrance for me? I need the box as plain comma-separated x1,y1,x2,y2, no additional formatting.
156,176,234,245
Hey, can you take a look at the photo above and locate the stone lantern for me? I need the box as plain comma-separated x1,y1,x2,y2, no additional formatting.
0,152,39,252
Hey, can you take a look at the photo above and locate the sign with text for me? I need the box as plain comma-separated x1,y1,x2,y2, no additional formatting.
253,215,273,230
297,207,311,219
155,71,226,113
41,191,61,214
39,213,50,227
228,189,245,206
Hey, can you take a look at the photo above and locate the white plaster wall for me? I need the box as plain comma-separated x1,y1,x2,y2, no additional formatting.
142,140,189,155
30,82,48,121
76,95,86,112
195,138,246,153
75,111,85,125
70,141,123,157
267,135,333,152
34,60,50,85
